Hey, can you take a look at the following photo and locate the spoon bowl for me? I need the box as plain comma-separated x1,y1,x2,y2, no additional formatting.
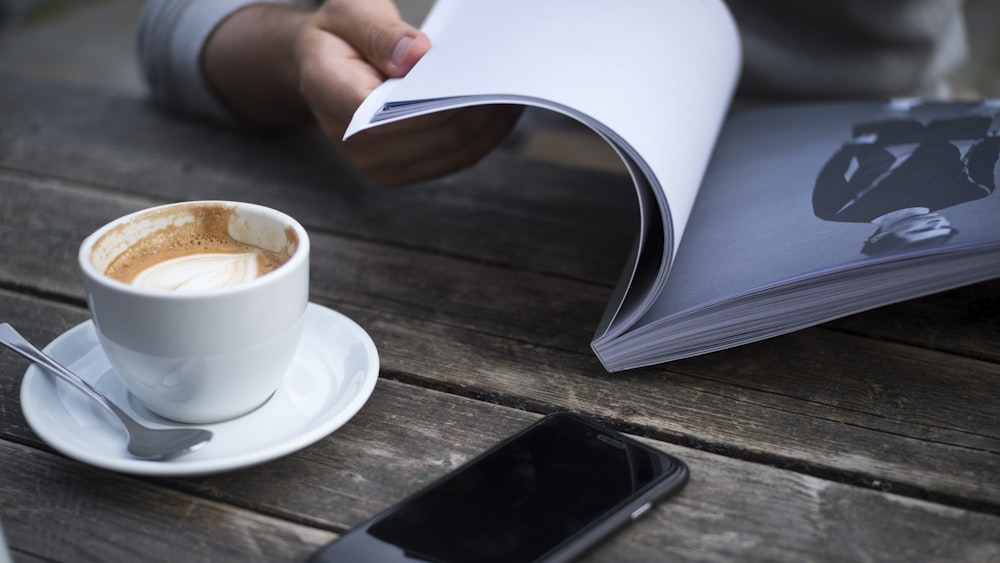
0,323,213,460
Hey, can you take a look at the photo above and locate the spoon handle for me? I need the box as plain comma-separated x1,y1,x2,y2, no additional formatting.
0,323,117,414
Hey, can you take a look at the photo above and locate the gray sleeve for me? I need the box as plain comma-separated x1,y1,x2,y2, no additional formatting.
136,0,300,125
726,0,969,98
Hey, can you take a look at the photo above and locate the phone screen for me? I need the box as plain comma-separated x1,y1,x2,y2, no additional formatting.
312,413,687,563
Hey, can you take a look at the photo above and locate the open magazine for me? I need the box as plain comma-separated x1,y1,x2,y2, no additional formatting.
347,0,1000,371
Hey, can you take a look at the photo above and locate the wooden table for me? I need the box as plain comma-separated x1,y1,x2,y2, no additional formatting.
1,73,998,562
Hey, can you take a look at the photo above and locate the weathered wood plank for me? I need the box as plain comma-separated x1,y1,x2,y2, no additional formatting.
176,380,1000,562
0,291,996,561
3,380,998,563
6,75,999,367
5,76,1000,362
0,73,638,285
3,178,999,510
2,220,998,519
0,171,611,352
364,303,1000,510
827,279,1000,363
0,440,333,562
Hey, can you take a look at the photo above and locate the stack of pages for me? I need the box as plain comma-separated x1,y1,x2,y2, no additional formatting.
348,0,1000,371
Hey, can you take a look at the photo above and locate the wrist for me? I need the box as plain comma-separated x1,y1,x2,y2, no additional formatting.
202,3,314,129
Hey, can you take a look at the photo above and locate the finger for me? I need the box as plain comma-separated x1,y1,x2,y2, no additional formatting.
343,105,524,186
367,105,522,181
313,0,431,78
345,105,517,159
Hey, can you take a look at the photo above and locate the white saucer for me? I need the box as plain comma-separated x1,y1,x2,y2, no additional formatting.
19,302,379,477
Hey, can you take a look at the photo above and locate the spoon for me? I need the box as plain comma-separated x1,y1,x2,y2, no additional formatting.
0,323,213,460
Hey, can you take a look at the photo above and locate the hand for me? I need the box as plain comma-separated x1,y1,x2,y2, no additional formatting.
336,105,524,187
296,0,522,186
203,0,521,186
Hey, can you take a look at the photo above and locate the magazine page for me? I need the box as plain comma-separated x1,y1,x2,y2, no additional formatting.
347,0,742,340
594,99,1000,370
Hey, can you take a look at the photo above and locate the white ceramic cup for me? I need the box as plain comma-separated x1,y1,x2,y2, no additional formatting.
79,201,310,423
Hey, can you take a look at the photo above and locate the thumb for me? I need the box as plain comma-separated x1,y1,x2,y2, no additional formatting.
317,0,431,78
383,29,431,77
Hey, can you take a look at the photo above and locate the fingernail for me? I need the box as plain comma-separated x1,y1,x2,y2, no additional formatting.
390,35,414,71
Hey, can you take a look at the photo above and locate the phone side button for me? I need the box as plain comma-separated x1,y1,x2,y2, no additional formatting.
630,502,653,521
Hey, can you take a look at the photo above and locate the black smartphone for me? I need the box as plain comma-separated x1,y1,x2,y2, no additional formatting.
310,412,689,563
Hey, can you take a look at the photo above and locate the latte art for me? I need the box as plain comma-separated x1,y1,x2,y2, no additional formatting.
100,204,295,291
131,252,260,291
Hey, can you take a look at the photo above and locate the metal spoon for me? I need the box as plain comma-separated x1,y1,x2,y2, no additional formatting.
0,323,213,460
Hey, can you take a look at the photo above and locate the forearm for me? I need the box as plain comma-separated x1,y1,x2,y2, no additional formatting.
139,0,517,186
202,3,315,129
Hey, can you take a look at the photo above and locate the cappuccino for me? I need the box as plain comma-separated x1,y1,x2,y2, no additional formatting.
80,200,310,422
99,204,294,292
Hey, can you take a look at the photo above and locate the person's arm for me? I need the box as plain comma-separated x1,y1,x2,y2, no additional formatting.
200,0,522,186
201,0,427,130
200,3,315,129
137,0,295,125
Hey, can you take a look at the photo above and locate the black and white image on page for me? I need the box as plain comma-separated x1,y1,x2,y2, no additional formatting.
610,100,1000,366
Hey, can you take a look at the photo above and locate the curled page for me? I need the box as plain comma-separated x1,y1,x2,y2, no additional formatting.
347,0,742,345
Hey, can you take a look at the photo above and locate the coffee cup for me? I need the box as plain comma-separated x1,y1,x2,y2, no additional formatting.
79,201,310,423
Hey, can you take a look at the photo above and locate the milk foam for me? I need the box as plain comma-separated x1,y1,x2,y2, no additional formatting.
130,253,259,292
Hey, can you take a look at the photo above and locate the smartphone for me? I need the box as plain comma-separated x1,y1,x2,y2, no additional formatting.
310,412,688,563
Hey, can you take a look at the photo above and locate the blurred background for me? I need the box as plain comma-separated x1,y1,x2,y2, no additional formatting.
0,0,436,97
1,0,998,174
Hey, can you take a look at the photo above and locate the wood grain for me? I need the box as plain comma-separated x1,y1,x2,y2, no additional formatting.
2,176,997,510
2,74,999,562
2,380,997,562
0,73,639,286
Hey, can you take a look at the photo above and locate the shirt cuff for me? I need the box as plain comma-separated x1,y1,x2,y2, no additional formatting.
137,0,299,125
